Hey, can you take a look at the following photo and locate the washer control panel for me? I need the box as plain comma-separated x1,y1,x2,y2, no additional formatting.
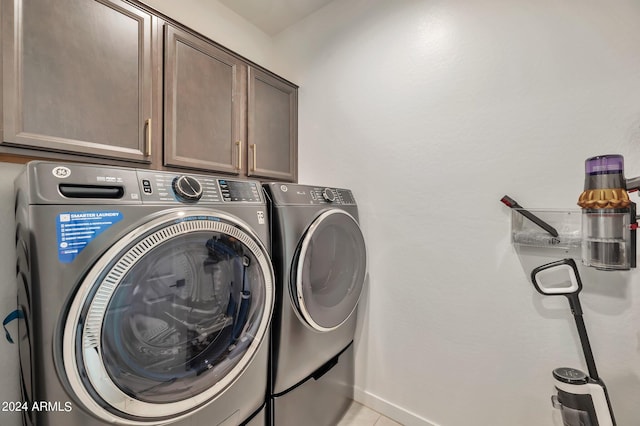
137,171,262,204
24,162,265,205
218,179,262,202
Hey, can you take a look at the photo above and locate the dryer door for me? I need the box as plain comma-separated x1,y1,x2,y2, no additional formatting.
291,209,367,332
62,210,274,425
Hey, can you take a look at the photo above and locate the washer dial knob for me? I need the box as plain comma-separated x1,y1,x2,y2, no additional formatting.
322,188,336,202
172,176,203,202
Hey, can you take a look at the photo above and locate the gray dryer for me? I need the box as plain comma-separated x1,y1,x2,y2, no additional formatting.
264,183,367,426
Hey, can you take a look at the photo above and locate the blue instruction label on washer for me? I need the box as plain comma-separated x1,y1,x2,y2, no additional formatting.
56,211,123,263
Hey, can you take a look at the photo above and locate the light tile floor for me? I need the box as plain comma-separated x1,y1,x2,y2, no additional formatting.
337,401,403,426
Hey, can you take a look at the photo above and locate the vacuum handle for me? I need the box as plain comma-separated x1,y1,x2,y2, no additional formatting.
626,176,640,192
531,258,582,297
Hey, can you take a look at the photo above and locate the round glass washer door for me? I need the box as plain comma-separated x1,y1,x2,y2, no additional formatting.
291,209,367,332
62,210,274,425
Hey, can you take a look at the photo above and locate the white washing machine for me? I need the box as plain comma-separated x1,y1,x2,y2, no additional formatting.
263,183,367,426
13,162,274,425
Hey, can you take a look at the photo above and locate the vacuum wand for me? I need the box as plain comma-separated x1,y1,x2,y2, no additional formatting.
565,293,600,381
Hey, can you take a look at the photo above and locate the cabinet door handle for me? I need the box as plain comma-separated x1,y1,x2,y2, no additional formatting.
145,119,152,157
236,141,242,170
250,144,257,172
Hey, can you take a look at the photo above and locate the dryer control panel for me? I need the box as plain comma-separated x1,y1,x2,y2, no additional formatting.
266,183,356,206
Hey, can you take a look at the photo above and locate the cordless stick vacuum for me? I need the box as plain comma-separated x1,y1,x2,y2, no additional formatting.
531,259,615,426
505,155,640,425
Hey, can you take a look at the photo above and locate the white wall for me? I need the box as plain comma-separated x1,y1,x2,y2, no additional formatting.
275,0,640,425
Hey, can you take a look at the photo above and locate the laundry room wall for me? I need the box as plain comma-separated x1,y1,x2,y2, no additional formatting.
274,0,640,425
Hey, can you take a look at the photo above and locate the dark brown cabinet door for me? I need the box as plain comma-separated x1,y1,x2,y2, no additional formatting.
1,0,155,162
247,68,297,182
164,25,244,175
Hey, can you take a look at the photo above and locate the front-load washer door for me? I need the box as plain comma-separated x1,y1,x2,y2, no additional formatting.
61,210,274,425
291,209,367,332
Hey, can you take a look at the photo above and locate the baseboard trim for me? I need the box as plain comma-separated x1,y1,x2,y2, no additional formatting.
353,387,440,426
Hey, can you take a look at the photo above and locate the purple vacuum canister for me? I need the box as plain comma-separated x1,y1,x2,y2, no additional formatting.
585,155,624,175
578,155,635,270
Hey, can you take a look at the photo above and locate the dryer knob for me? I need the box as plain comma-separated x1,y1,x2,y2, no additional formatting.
173,176,203,202
322,188,336,202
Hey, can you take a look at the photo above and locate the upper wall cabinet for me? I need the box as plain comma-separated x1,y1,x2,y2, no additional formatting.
164,26,298,181
248,68,298,182
1,0,298,181
164,25,245,175
1,0,156,162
